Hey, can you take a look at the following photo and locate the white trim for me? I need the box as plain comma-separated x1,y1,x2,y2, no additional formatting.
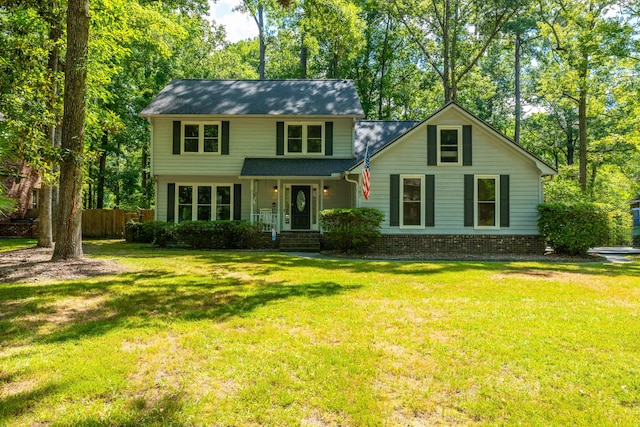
400,174,425,229
284,122,325,155
174,182,233,222
436,125,462,166
474,175,500,230
181,121,221,155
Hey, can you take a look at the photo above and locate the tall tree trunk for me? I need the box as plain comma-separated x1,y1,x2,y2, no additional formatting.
442,0,451,103
514,31,522,144
38,21,63,248
53,0,89,260
96,130,107,209
141,145,150,209
300,32,307,79
578,55,588,192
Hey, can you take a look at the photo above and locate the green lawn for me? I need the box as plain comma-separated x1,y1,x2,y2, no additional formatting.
1,240,639,426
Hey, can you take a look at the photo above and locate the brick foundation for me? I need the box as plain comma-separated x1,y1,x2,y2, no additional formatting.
368,234,546,255
0,222,39,238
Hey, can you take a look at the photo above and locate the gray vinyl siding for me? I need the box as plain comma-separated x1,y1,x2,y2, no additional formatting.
152,116,354,176
363,109,543,235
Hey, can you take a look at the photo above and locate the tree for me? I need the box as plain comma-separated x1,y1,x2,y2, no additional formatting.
536,0,633,191
392,0,523,103
52,0,90,260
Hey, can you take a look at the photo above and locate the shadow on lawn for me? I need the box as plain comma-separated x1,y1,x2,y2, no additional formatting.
0,268,358,346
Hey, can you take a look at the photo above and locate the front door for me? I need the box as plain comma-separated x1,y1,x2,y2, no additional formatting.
291,185,311,230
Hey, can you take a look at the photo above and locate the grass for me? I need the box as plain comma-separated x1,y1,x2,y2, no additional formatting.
1,239,639,426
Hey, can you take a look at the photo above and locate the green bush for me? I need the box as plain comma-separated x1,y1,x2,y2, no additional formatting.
125,221,176,247
538,203,609,255
607,209,632,246
174,220,262,249
320,208,384,254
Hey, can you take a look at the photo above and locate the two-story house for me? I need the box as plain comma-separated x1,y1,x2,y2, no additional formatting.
140,79,557,254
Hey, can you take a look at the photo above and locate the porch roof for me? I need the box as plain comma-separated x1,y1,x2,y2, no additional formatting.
240,158,356,177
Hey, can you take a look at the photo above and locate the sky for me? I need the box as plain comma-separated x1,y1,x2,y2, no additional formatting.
209,0,258,43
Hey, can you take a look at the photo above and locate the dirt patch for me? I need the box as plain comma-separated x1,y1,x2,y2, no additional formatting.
0,245,126,284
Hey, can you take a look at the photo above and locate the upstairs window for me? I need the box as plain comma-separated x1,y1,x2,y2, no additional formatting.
286,123,324,155
183,122,220,154
437,126,462,165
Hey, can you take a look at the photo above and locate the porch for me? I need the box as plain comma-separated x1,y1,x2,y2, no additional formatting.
246,178,355,234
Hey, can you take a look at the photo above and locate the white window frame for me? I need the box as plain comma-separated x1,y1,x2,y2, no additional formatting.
400,174,425,229
474,175,500,229
182,121,221,155
174,183,233,222
437,125,463,166
284,122,325,155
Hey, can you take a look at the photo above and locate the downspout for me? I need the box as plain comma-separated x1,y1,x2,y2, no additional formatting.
344,173,360,208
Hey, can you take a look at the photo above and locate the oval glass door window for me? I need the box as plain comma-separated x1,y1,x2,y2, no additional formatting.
296,190,306,212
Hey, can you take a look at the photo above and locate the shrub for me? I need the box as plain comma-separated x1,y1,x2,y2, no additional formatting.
125,221,176,247
320,208,384,254
174,220,263,249
607,209,632,247
538,203,609,255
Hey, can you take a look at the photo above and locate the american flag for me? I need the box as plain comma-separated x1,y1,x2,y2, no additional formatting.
362,142,371,200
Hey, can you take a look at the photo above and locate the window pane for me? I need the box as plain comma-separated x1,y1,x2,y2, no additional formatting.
184,124,199,138
307,125,322,139
184,138,198,152
178,206,192,222
178,186,192,204
403,202,421,225
478,203,496,226
307,124,323,153
288,138,302,153
217,206,230,220
288,125,302,153
184,124,199,153
204,138,218,152
198,186,212,204
288,125,302,138
440,129,458,163
203,125,218,138
197,206,211,221
203,125,218,153
216,186,231,205
307,138,322,153
403,178,421,201
478,179,496,201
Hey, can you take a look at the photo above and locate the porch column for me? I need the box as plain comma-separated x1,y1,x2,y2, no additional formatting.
250,179,255,224
277,179,281,233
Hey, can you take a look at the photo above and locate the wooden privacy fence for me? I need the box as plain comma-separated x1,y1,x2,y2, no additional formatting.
82,209,154,238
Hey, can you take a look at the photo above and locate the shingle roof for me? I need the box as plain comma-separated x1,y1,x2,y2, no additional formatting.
354,120,420,161
241,158,357,177
140,79,365,117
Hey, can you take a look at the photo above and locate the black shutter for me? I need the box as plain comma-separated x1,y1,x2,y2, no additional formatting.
221,121,230,155
167,183,175,222
425,175,435,227
233,184,241,220
464,175,474,227
500,175,510,227
325,122,333,156
427,125,437,166
390,174,400,226
463,125,472,166
172,121,181,154
276,122,284,155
